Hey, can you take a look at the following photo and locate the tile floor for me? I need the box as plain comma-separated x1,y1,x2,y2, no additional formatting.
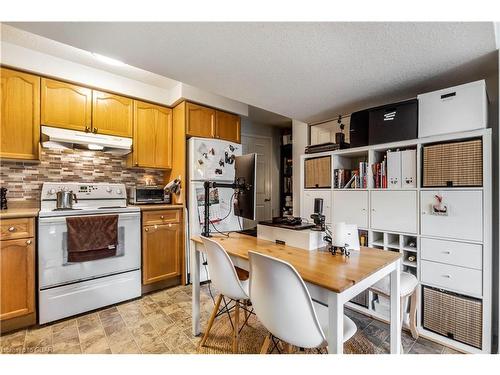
0,284,461,354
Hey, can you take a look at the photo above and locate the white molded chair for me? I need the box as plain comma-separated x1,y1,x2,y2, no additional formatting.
249,251,357,353
200,237,251,353
371,272,419,339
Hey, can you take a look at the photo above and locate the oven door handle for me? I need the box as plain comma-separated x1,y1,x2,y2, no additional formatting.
39,212,140,224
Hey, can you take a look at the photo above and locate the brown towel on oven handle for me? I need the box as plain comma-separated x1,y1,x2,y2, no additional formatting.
66,215,118,262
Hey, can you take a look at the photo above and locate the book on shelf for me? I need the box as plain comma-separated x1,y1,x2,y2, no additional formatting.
372,155,387,188
334,163,368,189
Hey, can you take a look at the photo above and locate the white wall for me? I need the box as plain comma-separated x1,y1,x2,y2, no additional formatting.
292,119,308,216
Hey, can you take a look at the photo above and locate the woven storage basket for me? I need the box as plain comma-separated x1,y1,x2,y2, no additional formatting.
350,290,369,308
422,286,482,349
423,138,482,187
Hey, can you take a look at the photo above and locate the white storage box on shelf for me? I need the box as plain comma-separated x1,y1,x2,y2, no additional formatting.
301,190,332,223
418,80,487,138
332,190,369,229
420,190,483,242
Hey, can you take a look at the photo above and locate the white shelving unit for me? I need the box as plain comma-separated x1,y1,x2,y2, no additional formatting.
299,127,492,354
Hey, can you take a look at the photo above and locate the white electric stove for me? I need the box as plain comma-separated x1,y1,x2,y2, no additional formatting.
38,182,141,324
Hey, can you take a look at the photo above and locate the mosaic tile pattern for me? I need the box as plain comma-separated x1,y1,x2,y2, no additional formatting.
0,284,461,355
0,148,165,203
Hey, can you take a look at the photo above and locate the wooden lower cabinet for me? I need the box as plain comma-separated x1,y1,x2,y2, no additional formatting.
0,217,36,333
142,210,183,287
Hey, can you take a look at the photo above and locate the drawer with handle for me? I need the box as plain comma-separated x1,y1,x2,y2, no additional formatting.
421,260,482,297
143,209,180,225
421,237,482,270
0,218,34,240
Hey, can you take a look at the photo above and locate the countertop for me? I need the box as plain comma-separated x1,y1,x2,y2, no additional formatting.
132,204,184,212
0,207,40,219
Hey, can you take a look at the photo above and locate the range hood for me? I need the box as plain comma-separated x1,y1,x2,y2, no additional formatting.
41,126,132,155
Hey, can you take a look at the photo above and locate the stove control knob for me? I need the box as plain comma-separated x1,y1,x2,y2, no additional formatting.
116,189,123,195
48,188,56,195
106,187,112,193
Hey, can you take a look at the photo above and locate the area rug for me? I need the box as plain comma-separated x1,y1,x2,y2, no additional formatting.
197,313,374,354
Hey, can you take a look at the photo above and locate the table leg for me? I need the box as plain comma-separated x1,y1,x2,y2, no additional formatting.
192,242,201,336
390,261,401,354
327,292,343,354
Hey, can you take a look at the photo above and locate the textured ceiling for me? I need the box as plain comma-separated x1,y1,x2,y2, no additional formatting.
7,22,498,122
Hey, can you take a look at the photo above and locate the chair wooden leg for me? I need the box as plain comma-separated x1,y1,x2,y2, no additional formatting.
199,294,223,348
260,334,272,354
409,289,419,339
232,300,240,353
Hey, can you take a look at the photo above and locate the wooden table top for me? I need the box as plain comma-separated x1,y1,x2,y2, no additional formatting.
192,233,401,293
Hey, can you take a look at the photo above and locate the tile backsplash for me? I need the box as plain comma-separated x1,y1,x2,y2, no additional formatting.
0,148,165,203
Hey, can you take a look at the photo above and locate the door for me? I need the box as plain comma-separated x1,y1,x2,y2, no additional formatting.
92,90,133,137
332,190,368,228
132,100,172,169
142,223,181,284
371,190,417,233
215,110,241,143
0,68,40,160
241,135,272,227
41,78,92,132
420,190,483,242
186,102,215,138
0,238,35,320
302,190,332,223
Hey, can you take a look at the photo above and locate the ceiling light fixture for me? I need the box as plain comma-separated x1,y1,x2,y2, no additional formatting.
92,53,126,67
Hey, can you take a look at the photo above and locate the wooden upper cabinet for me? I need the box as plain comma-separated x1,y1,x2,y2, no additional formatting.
41,78,92,132
0,68,40,160
92,91,133,137
186,102,215,138
215,110,241,143
0,238,35,321
142,222,181,284
130,100,172,169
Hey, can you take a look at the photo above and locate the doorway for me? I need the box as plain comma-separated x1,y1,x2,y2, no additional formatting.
240,134,273,228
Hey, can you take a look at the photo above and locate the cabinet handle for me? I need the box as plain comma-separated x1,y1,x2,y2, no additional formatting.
160,215,164,219
442,274,451,278
442,250,451,255
85,126,90,132
168,223,172,227
135,163,139,167
93,128,98,134
421,211,427,215
371,208,376,212
8,226,16,232
145,228,149,232
26,240,32,245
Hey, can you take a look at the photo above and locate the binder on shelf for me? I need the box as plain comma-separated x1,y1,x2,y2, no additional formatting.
387,150,401,189
401,149,417,188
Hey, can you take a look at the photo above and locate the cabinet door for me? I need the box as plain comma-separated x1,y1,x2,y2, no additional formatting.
301,190,332,223
0,238,35,320
215,110,240,142
332,190,368,228
92,90,133,137
133,100,172,169
420,190,482,242
371,190,417,233
186,102,215,138
0,68,40,160
142,223,181,284
41,78,92,132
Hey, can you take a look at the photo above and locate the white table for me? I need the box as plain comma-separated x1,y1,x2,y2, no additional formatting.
191,234,401,354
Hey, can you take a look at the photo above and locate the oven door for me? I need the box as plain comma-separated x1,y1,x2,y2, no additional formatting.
38,212,141,289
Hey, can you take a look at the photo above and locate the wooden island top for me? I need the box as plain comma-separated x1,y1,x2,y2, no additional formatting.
192,233,401,293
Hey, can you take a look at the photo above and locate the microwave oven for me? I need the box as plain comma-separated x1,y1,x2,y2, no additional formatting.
129,186,171,204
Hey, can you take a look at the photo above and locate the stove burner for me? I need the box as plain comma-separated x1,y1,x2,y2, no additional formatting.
52,208,82,211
